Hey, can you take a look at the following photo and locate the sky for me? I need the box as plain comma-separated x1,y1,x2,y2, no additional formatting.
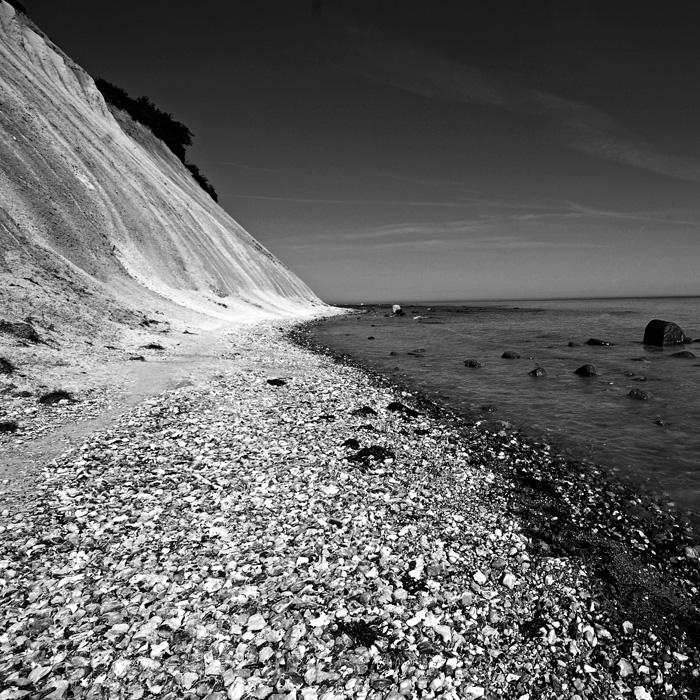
21,0,700,302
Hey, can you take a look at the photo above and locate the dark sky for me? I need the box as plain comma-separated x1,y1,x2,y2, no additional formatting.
22,0,700,301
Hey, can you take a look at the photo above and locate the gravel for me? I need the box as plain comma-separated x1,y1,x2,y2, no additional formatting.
0,324,698,699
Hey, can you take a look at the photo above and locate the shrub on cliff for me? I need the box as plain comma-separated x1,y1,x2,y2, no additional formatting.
185,163,218,202
95,79,218,201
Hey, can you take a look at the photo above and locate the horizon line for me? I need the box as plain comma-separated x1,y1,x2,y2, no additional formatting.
323,293,700,306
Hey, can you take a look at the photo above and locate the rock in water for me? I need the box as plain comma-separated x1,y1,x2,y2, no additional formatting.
671,350,696,359
464,359,482,368
392,304,404,315
0,357,15,374
643,319,688,346
574,364,597,377
501,351,521,359
528,367,546,377
586,338,614,346
629,389,651,400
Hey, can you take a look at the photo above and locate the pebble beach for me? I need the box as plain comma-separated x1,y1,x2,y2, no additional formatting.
1,323,699,699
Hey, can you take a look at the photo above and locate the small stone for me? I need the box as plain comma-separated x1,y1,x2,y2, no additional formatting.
398,679,413,696
501,572,517,589
112,658,130,678
473,571,487,585
181,672,199,689
247,613,267,631
633,688,652,700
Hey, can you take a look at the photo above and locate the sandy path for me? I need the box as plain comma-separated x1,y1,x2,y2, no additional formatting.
0,327,242,512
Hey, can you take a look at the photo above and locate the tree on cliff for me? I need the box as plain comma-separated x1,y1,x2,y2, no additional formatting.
95,79,218,202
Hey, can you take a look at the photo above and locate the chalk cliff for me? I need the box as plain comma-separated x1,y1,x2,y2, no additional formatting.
0,1,325,331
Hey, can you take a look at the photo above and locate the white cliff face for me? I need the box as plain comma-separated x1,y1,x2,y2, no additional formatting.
0,1,325,324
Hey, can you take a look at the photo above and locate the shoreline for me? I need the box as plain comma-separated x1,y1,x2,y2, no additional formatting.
288,317,700,650
291,304,700,526
1,319,698,698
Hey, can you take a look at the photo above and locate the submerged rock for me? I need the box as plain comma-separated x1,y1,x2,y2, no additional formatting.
671,350,696,359
574,364,598,377
501,351,521,359
587,338,615,346
643,319,688,346
266,378,286,386
629,389,651,401
0,357,15,374
0,420,18,433
528,367,546,377
464,359,482,368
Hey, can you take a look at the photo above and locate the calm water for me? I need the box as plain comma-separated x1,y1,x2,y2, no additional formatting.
311,297,700,514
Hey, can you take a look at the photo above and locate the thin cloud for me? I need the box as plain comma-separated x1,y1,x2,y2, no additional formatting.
335,23,700,184
230,193,503,207
567,202,698,226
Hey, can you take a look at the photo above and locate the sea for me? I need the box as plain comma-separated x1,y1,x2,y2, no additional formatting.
307,297,700,517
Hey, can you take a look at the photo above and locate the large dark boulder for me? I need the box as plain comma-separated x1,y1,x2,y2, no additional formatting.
0,357,15,375
574,364,598,377
643,319,688,346
464,359,482,368
501,351,521,359
586,338,614,346
528,367,546,377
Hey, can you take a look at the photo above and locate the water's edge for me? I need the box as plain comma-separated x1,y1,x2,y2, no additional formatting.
288,314,700,650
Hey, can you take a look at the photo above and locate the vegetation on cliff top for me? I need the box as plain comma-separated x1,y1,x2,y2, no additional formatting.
95,79,218,202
